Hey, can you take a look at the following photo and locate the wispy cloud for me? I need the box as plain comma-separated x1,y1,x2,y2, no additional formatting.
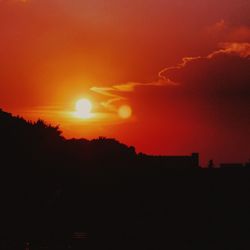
90,42,250,113
213,42,250,58
160,42,250,79
205,20,250,43
90,79,175,111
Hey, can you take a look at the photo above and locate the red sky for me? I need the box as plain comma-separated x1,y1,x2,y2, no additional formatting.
0,0,250,165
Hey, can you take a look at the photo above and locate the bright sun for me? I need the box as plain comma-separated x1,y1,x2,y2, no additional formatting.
75,98,92,119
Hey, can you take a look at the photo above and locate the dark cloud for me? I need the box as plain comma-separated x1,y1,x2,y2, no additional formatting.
159,43,250,124
90,43,250,125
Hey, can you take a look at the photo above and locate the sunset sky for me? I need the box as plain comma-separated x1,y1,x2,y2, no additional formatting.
0,0,249,165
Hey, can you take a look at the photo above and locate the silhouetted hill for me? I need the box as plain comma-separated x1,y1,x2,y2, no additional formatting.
0,108,200,171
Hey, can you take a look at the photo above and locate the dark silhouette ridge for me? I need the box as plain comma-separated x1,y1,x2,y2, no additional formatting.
0,108,200,170
0,108,250,250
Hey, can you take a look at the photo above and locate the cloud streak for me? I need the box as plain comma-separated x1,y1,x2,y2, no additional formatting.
90,79,175,111
160,42,250,80
91,42,250,113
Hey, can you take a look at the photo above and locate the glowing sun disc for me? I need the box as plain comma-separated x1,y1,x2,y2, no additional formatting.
75,98,92,118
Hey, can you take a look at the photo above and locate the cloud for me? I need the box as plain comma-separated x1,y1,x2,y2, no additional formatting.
205,20,250,42
212,42,250,57
159,42,250,125
161,42,250,86
206,19,228,35
159,42,250,78
90,79,175,111
90,86,126,111
90,42,250,128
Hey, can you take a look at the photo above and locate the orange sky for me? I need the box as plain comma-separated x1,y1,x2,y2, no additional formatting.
0,0,250,165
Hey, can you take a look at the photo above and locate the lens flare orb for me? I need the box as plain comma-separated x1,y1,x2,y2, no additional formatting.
118,105,132,119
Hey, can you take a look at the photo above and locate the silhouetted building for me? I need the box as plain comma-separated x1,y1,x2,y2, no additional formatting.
220,163,244,168
139,153,200,168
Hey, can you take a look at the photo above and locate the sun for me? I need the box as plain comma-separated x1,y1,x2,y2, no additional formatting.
74,98,92,119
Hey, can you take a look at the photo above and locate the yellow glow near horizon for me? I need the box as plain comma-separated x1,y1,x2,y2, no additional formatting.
118,105,132,119
74,98,92,119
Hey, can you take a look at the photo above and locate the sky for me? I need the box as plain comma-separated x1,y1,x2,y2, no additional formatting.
0,0,250,165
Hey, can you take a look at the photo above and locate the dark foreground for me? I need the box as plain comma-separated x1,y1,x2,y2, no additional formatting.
0,109,249,249
1,167,250,250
